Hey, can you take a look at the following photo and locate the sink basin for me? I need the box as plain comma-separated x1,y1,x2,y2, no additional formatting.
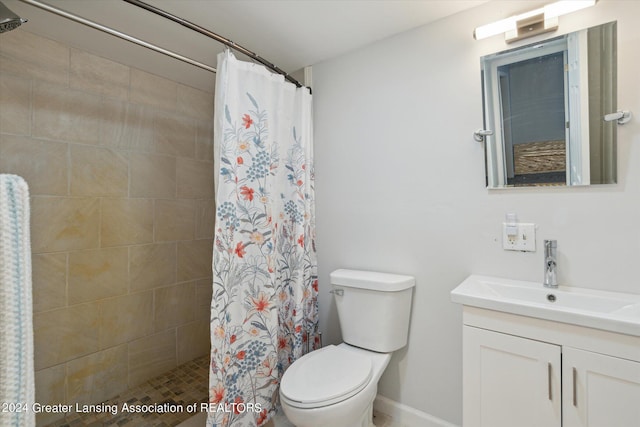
451,275,640,336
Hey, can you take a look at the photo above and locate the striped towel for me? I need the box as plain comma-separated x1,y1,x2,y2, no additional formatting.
0,175,35,427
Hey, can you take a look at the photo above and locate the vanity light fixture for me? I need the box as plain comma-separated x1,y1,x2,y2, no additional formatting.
474,0,597,43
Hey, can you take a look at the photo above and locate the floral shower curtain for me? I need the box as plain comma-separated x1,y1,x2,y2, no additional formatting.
208,51,318,427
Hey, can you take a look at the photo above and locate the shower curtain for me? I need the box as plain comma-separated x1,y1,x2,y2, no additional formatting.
208,51,318,427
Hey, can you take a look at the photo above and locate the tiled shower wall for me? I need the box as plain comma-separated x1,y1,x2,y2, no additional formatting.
0,30,214,425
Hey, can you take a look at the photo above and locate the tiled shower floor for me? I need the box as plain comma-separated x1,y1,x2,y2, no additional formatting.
44,354,398,427
45,356,210,427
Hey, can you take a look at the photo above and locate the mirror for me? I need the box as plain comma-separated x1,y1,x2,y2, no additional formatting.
481,21,617,188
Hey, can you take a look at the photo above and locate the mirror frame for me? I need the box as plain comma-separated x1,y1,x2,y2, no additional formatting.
481,21,617,189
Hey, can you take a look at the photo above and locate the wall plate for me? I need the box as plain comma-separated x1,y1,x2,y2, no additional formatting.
503,223,536,252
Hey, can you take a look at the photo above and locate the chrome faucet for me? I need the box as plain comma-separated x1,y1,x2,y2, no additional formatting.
544,240,558,288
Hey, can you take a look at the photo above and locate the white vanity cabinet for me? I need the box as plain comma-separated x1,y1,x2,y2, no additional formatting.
562,347,640,427
463,326,561,427
461,307,640,427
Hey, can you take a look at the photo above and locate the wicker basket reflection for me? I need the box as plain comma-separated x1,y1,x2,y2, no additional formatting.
513,140,566,175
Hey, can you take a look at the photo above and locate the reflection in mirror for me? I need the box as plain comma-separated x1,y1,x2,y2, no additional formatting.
481,22,617,188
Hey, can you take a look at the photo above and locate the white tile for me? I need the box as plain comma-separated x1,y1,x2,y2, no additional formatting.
272,411,296,427
174,411,299,427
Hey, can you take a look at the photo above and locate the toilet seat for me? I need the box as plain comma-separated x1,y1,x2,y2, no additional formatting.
280,345,373,409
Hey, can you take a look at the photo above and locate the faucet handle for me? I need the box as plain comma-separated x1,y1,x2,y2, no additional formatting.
543,240,558,288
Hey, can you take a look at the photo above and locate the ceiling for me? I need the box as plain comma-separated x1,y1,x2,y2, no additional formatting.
4,0,488,91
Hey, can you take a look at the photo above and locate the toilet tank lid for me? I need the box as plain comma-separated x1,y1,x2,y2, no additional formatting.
330,269,415,292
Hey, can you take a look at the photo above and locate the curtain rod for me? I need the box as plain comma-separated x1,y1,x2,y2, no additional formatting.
122,0,304,89
17,0,217,73
17,0,307,89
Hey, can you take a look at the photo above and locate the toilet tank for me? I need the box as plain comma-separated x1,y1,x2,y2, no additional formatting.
330,269,415,353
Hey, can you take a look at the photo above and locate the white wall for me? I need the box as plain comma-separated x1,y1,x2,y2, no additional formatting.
312,1,640,424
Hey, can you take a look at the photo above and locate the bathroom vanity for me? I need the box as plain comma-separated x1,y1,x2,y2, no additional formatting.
451,275,640,427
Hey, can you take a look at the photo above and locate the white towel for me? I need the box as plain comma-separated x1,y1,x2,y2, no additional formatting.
0,175,35,427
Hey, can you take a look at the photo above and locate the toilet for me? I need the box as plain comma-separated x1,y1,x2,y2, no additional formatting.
280,269,415,427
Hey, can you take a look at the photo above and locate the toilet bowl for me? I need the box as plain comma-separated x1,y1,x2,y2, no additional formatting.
280,344,390,427
279,269,415,427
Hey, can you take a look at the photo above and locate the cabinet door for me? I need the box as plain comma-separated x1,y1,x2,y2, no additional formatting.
463,326,561,427
563,347,640,427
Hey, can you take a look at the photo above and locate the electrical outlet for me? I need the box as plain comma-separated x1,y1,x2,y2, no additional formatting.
503,223,536,252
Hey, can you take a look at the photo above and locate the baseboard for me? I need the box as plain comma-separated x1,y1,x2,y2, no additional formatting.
373,395,459,427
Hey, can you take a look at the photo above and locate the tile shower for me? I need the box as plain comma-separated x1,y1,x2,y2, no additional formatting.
0,30,214,426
